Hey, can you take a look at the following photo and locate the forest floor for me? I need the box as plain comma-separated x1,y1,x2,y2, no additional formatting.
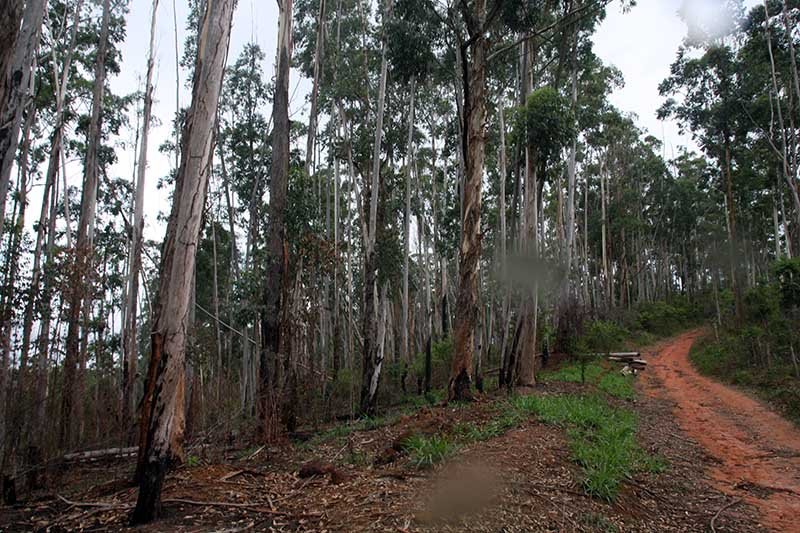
1,331,796,532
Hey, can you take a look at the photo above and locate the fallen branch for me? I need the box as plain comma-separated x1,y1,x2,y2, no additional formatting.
62,447,138,462
162,498,321,518
56,494,130,510
710,497,741,533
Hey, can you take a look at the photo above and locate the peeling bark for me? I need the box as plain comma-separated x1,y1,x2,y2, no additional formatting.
132,0,235,523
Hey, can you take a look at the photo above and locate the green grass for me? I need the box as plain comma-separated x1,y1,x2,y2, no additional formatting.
453,407,525,442
540,361,636,400
402,434,458,469
512,394,664,501
540,362,604,384
597,371,635,400
690,335,800,425
300,414,396,450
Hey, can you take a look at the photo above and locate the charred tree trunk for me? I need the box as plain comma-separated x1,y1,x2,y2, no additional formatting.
131,0,234,523
259,0,292,440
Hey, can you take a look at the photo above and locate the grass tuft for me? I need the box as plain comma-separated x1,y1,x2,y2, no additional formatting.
402,434,458,469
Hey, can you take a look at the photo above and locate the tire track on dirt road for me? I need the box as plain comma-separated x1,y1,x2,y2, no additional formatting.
642,330,800,532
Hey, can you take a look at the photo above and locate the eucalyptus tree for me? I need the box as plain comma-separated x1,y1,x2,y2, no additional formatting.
60,0,114,450
0,1,24,115
123,0,160,442
0,0,46,243
659,44,747,322
133,0,235,522
513,87,573,386
260,0,294,437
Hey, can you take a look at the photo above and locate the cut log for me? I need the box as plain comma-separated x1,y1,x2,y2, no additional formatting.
62,447,138,462
609,356,647,366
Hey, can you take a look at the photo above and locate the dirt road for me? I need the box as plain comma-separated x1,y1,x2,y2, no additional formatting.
643,330,800,532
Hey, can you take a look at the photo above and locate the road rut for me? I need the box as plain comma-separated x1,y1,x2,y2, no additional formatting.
642,330,800,532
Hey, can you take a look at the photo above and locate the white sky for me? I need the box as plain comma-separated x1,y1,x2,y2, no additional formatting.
104,0,759,242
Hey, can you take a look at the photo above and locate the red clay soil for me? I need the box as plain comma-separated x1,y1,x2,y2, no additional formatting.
642,330,800,532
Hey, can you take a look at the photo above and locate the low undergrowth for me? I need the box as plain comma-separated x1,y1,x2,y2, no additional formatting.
540,361,636,400
402,434,459,468
690,333,800,425
512,394,665,501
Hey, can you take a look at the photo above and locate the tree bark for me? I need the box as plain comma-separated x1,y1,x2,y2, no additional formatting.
305,0,326,177
449,0,488,401
0,0,23,115
132,0,234,523
123,0,160,444
0,0,45,244
517,148,538,387
259,0,293,440
359,0,390,416
402,79,416,365
60,0,111,451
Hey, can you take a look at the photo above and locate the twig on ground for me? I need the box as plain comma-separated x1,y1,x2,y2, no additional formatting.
247,445,265,461
56,494,130,510
710,497,741,533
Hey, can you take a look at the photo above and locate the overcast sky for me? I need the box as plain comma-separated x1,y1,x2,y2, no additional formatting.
105,0,759,242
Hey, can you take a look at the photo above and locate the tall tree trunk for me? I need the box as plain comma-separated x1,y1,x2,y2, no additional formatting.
60,0,111,451
132,0,234,522
449,0,488,401
723,136,743,324
305,0,326,177
0,1,23,114
0,0,45,244
123,0,160,444
601,160,610,309
0,107,34,494
360,0,390,416
497,107,512,387
517,150,538,387
402,79,416,365
556,37,579,348
259,0,292,440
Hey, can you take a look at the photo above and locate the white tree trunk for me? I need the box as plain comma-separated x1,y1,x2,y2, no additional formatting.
133,0,235,522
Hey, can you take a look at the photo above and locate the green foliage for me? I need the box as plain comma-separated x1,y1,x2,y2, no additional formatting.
517,87,575,166
541,362,604,384
580,320,627,354
512,394,663,501
541,359,635,400
633,299,698,337
690,333,800,424
411,337,453,383
402,434,458,469
773,259,800,311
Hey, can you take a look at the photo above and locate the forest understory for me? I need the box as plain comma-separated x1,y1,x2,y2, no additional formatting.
4,331,795,533
3,0,800,529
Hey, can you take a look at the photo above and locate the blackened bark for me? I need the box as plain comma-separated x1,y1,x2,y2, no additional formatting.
259,0,292,440
132,0,234,522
